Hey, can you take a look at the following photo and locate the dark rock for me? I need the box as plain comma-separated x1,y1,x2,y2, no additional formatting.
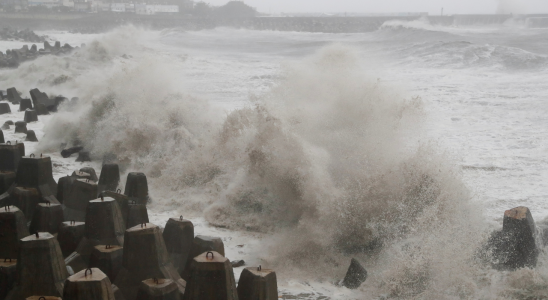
1,122,9,130
76,151,92,162
61,146,83,158
484,206,539,270
25,130,38,142
341,258,367,289
182,236,225,281
63,268,116,300
231,260,245,268
5,120,13,125
58,221,86,257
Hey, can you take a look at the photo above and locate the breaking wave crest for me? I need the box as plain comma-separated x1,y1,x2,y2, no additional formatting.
12,26,548,298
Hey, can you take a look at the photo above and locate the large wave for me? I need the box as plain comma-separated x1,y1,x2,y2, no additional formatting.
4,26,548,298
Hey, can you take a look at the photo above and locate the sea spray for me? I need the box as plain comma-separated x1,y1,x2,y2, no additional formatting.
7,26,548,298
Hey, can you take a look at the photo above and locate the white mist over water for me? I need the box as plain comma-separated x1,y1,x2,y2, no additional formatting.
2,21,548,298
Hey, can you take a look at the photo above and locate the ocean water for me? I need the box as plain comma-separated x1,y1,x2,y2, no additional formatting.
1,19,548,299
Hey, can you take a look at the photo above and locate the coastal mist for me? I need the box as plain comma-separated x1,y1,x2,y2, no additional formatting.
1,18,548,299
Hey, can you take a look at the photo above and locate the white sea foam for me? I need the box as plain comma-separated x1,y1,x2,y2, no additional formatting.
1,24,548,299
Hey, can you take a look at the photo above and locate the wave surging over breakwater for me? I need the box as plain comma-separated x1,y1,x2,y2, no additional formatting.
4,26,548,298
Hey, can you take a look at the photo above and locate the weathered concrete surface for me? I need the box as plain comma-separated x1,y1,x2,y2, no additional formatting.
29,203,64,234
183,251,237,300
57,221,85,257
89,245,123,282
136,278,181,300
63,268,116,300
163,218,194,276
0,206,30,259
114,223,185,300
182,236,225,281
237,266,278,300
6,232,68,300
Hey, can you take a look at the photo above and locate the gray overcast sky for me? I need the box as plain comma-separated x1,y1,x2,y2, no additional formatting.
204,0,548,14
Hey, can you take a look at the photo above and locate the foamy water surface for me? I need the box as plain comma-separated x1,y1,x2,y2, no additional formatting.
2,20,548,299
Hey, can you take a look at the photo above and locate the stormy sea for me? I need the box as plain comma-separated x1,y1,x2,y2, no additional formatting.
2,18,548,299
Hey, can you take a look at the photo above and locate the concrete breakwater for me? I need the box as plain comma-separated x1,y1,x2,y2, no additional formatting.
1,13,548,34
0,41,76,69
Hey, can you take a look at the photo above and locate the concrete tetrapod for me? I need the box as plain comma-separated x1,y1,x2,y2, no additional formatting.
63,268,116,300
98,164,120,194
0,129,4,144
237,266,278,300
5,232,68,300
136,278,181,300
182,236,225,281
29,203,64,235
56,175,76,204
25,130,38,142
0,171,15,194
74,196,125,263
103,190,129,227
18,99,32,112
14,122,26,134
124,173,149,205
23,110,38,123
127,201,149,229
182,251,238,300
0,103,10,115
486,206,539,270
0,206,30,259
0,142,25,172
57,221,85,257
163,217,194,276
0,259,17,300
90,245,123,282
15,155,58,203
114,223,186,300
25,297,61,300
10,187,40,221
63,179,97,222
